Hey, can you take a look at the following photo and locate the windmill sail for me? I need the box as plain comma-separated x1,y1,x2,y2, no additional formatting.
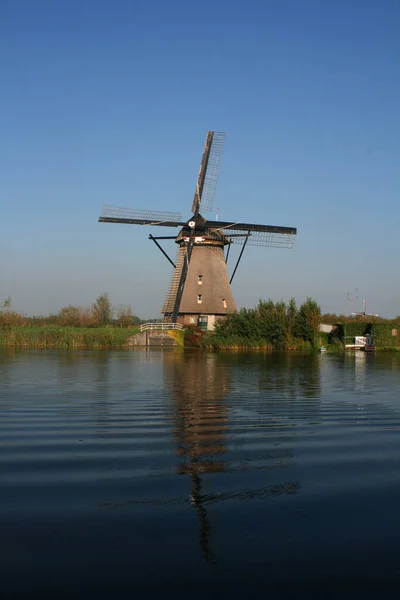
98,130,297,326
204,220,296,248
192,132,226,215
99,205,185,227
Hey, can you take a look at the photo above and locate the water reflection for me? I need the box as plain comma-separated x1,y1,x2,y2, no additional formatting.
256,353,321,399
162,350,305,563
352,352,368,392
165,351,229,473
6,349,400,595
0,349,17,411
341,351,384,395
163,350,230,562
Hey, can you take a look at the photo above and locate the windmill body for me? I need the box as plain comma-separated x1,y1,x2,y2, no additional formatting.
98,132,297,329
162,214,236,328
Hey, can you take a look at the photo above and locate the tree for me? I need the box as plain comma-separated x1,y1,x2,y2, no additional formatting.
256,299,276,339
1,297,12,310
58,305,93,327
287,298,297,337
59,305,81,326
272,300,289,348
116,304,134,328
92,293,113,326
296,298,321,344
0,297,28,326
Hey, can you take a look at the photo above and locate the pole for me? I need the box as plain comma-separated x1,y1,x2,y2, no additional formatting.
225,240,231,264
229,233,250,284
149,235,176,268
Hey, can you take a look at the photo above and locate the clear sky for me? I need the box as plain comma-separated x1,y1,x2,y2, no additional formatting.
2,0,400,318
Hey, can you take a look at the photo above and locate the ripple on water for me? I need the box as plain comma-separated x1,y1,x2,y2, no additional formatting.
2,349,400,596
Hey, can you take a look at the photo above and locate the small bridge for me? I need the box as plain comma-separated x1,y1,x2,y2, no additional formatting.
140,323,183,332
128,322,183,347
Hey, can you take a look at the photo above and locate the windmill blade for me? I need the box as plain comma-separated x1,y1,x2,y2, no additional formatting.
206,219,297,235
205,220,297,248
192,131,226,215
98,205,185,227
222,229,295,248
200,132,226,213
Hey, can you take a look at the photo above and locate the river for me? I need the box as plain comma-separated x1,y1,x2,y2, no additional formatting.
1,349,400,597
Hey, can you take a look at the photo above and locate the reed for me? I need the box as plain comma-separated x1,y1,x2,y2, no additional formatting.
0,327,139,348
203,334,316,351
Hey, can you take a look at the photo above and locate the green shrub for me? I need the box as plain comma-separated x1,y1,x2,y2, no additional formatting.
333,322,369,340
212,297,321,350
370,323,400,347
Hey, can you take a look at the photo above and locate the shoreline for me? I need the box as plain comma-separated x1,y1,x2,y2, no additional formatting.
0,326,140,350
1,326,400,352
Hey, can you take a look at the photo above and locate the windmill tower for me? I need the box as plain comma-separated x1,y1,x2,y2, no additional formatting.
98,131,297,329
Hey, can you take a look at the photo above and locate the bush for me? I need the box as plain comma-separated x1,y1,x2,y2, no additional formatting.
295,298,321,345
211,297,322,350
184,326,207,347
370,323,400,347
334,322,369,340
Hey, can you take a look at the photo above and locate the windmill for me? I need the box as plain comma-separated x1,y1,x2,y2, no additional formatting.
98,131,297,329
351,299,380,318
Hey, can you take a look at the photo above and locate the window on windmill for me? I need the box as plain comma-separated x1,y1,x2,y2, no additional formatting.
222,299,227,308
197,294,202,304
198,275,203,285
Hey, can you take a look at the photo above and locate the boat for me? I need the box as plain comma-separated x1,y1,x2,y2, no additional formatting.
364,344,376,352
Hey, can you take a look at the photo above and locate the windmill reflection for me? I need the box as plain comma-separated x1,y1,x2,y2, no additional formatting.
164,350,230,563
98,350,302,561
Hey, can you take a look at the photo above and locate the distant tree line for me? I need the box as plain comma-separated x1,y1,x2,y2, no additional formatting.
321,313,400,325
213,298,322,349
3,292,397,334
0,294,145,328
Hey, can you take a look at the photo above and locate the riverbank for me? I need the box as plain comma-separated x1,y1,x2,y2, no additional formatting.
199,330,331,351
0,327,318,351
2,326,399,352
0,327,139,348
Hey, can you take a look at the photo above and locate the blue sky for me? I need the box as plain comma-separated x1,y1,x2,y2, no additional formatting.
2,0,400,318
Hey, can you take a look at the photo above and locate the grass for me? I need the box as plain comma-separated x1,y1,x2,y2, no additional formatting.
0,326,140,349
375,346,400,352
166,329,185,346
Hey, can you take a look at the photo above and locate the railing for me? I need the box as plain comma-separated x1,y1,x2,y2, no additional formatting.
140,322,184,332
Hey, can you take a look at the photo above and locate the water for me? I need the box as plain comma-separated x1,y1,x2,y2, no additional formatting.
1,349,400,597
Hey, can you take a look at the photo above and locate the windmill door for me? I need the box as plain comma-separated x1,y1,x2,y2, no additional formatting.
197,316,208,329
